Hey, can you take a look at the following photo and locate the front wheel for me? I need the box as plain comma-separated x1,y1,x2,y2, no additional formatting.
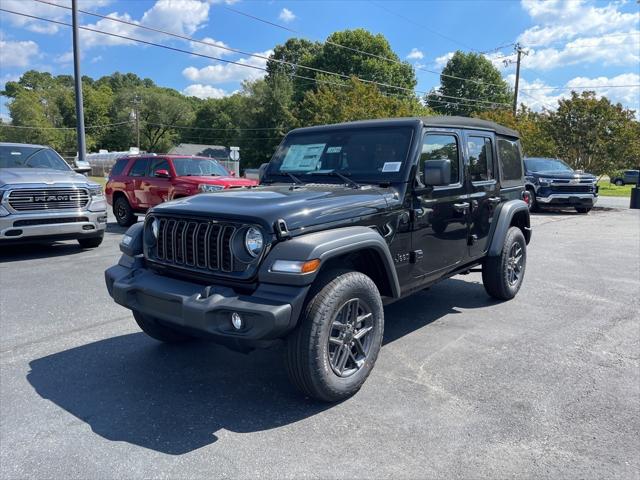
482,227,527,300
575,207,592,214
133,311,192,343
614,179,624,186
286,271,384,402
78,234,104,248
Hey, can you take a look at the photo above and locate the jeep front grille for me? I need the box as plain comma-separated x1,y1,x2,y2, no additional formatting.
151,216,242,273
8,188,90,211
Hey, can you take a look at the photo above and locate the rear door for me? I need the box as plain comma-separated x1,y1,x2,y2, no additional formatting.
127,157,151,209
412,129,470,280
466,132,500,258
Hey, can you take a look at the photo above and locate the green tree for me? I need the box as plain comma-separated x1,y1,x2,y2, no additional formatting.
547,91,640,176
426,51,513,116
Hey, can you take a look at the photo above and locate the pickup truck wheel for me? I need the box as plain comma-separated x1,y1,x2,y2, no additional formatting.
482,226,527,300
286,270,384,402
575,207,592,214
114,196,137,227
526,188,539,212
78,233,103,248
133,311,192,343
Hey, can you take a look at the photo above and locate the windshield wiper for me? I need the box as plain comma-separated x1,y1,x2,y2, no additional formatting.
307,171,360,189
285,172,304,186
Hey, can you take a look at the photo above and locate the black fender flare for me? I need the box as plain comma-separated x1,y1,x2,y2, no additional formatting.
487,199,531,256
259,226,401,298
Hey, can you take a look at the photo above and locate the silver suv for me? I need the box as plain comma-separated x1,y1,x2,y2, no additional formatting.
0,143,107,248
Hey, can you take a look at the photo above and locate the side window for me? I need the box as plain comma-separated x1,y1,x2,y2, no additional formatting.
129,158,150,177
421,134,460,185
110,158,128,177
149,158,170,175
497,138,523,184
468,136,494,182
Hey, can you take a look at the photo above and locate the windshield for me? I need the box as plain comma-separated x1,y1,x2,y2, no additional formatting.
525,157,573,173
0,145,71,171
172,157,229,177
265,126,414,184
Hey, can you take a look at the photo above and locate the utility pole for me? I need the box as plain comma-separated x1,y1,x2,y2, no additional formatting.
131,94,141,149
511,43,527,116
71,0,86,162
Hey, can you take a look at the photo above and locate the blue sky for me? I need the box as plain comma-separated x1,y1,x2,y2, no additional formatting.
1,0,639,120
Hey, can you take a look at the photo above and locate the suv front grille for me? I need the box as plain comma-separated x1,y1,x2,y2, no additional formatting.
151,216,243,274
550,185,593,193
8,188,89,211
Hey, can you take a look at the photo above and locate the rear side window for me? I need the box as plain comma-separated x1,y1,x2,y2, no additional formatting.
497,138,523,184
129,158,150,177
110,158,128,177
468,136,494,182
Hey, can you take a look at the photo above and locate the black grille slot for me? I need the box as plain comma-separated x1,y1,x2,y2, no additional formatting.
550,185,593,193
147,216,246,276
14,217,89,227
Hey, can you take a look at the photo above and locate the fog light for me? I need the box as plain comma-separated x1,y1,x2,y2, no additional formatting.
231,312,243,330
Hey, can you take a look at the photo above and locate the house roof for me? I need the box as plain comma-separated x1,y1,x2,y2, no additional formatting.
168,143,229,159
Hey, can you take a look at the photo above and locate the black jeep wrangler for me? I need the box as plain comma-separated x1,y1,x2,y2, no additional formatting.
105,116,531,402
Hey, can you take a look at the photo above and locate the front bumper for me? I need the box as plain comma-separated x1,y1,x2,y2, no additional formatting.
105,256,309,343
0,209,107,242
536,193,598,206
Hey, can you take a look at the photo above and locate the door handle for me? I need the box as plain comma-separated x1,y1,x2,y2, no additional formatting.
453,202,470,212
488,196,502,204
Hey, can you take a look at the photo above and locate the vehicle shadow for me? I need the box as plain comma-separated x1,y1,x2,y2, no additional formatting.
26,278,492,455
0,241,87,262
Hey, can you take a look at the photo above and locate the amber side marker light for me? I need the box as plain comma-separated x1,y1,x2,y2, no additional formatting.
271,259,321,274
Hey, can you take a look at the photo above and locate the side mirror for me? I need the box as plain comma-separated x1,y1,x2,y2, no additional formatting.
423,159,451,187
229,170,236,177
154,169,170,178
258,163,269,183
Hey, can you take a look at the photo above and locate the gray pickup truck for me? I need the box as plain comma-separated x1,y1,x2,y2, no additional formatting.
0,143,107,247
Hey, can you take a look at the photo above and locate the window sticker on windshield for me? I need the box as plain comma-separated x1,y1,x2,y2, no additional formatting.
382,162,401,172
326,146,342,154
281,144,325,172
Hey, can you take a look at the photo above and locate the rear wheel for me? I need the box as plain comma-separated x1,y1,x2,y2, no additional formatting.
482,227,527,300
114,195,137,227
575,207,592,214
133,311,192,343
78,233,103,248
286,270,384,402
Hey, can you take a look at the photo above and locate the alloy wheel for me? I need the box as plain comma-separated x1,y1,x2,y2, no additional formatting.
327,298,374,378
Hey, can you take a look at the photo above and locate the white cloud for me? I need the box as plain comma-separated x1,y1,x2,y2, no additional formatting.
434,52,454,69
190,37,231,58
278,8,296,23
81,0,210,48
1,0,112,35
182,50,273,84
519,0,639,47
406,48,424,60
55,51,74,64
510,73,640,112
183,84,229,99
90,56,103,64
0,38,40,68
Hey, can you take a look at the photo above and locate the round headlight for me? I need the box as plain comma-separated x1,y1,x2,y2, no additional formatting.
244,227,263,257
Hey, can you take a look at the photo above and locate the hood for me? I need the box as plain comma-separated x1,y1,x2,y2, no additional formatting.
151,184,396,232
0,168,91,188
527,170,596,180
175,175,257,187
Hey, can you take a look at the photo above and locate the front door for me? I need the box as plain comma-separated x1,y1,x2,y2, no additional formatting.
144,157,172,206
466,133,500,258
412,130,470,280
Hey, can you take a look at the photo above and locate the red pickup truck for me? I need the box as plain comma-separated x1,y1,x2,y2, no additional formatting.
105,155,257,226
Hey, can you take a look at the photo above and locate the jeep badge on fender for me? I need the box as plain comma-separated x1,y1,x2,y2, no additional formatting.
105,116,532,402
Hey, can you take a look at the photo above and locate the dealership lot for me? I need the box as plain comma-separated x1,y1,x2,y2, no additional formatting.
1,206,638,479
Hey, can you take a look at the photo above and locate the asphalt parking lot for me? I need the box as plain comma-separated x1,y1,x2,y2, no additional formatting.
1,205,638,479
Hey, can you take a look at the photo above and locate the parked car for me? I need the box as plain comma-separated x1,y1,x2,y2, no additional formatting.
610,170,639,186
105,155,257,226
0,142,107,247
524,157,598,213
105,116,532,401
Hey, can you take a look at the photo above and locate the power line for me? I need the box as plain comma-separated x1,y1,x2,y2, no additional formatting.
0,120,132,130
4,6,511,108
521,84,640,91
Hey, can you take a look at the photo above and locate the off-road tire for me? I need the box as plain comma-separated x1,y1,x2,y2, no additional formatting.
114,196,137,227
286,270,384,402
575,207,592,214
482,226,527,300
78,234,104,248
133,311,192,343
